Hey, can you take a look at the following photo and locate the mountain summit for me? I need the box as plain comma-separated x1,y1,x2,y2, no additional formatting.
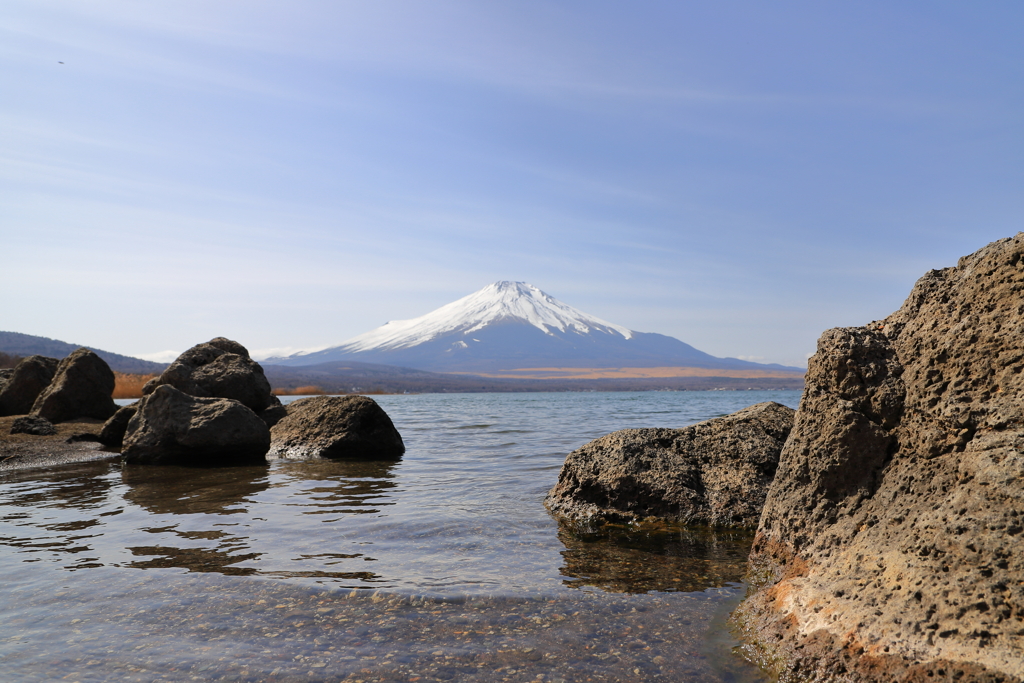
266,281,801,374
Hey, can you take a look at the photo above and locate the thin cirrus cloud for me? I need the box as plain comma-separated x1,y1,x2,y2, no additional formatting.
1,1,1021,369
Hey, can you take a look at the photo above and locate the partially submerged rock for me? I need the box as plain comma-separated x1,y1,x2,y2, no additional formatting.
31,348,116,423
122,385,270,466
98,402,138,448
268,395,405,460
142,337,274,414
10,415,57,436
545,402,794,528
735,234,1024,683
0,355,59,417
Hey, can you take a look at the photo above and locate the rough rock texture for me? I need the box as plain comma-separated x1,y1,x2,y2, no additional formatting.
142,337,273,413
0,355,59,417
31,349,116,423
268,395,405,460
122,385,270,466
259,394,288,429
735,234,1024,682
544,402,795,528
99,402,138,448
10,415,57,436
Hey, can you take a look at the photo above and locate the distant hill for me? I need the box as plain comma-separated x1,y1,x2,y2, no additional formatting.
0,331,168,374
266,281,806,376
262,360,805,393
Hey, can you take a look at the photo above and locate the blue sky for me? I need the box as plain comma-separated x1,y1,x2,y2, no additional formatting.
2,1,1021,368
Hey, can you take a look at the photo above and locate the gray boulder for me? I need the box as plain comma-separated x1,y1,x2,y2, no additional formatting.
736,234,1024,683
545,402,795,528
268,395,404,460
0,355,59,417
142,337,273,413
259,394,288,428
122,384,270,466
31,349,116,423
98,402,138,448
10,415,57,436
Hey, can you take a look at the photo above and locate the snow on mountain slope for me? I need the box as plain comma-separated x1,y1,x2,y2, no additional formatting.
342,281,633,353
265,281,801,373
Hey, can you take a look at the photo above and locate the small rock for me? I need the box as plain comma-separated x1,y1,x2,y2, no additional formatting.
98,402,139,448
10,415,57,436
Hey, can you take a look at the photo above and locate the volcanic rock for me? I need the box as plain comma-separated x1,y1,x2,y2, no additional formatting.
142,337,273,413
0,355,59,417
99,402,138,448
10,415,57,436
268,395,405,460
122,384,270,466
544,402,794,528
31,349,116,423
735,234,1024,682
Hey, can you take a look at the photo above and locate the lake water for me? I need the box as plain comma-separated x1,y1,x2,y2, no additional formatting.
0,390,800,682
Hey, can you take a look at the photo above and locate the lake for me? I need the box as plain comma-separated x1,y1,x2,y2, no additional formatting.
0,390,801,682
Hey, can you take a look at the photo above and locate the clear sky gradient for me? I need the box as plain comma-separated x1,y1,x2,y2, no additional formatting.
3,2,1022,367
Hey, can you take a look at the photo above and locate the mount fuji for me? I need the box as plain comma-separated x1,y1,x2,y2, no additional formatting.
265,282,802,375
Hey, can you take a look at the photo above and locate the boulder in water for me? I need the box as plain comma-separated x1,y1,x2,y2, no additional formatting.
122,384,270,466
545,401,794,528
268,395,404,460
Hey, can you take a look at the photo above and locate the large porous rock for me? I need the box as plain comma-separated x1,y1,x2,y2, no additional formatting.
122,384,270,466
142,337,273,413
98,402,138,448
31,349,116,423
0,355,59,417
735,234,1024,683
268,395,405,460
544,402,795,528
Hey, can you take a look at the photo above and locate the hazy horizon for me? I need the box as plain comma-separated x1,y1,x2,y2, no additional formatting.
4,2,1021,368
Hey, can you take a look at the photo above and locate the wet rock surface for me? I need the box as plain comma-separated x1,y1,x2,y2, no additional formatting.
123,385,270,466
10,415,57,436
736,234,1024,682
31,348,116,423
0,355,59,417
544,402,794,528
269,395,405,460
143,337,273,413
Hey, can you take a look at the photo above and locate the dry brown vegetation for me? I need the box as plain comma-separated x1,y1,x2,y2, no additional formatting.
272,385,328,396
0,352,23,369
113,373,159,399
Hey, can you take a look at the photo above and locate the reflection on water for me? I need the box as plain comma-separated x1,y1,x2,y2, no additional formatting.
557,521,753,593
0,391,799,682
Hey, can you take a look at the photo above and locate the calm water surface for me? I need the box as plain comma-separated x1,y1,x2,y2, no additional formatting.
0,391,800,682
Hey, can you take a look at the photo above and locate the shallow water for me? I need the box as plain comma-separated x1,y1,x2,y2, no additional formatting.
0,390,800,682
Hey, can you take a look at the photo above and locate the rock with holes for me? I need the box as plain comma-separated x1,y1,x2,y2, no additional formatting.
122,384,269,466
544,402,795,528
31,348,116,423
734,234,1024,683
268,395,404,460
0,355,60,417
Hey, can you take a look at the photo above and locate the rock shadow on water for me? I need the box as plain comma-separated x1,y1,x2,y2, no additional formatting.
121,462,271,516
271,458,400,517
556,519,753,594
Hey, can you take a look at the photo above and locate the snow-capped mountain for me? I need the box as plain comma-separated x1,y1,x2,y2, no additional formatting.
265,281,800,373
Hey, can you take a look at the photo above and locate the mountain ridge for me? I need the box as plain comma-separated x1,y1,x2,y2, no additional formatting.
0,331,168,374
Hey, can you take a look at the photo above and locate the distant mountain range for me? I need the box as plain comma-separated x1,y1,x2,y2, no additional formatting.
0,331,167,374
265,281,804,376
